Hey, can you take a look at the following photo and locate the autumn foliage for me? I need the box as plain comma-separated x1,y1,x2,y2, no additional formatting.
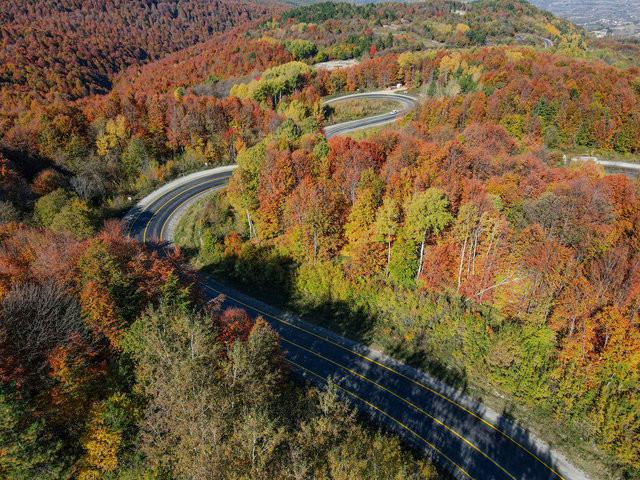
0,221,200,472
0,0,282,99
214,114,640,473
2,0,640,476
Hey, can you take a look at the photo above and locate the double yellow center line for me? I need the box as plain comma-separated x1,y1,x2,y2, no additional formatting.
137,173,567,480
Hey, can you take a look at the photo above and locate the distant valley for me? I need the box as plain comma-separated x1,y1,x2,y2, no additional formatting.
529,0,640,37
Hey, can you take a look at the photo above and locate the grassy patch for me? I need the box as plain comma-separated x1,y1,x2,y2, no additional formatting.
341,124,386,141
173,195,209,252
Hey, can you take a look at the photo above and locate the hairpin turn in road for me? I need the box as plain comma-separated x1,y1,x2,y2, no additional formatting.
125,92,587,480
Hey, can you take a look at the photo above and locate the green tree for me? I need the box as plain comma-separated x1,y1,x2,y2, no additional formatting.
374,196,401,275
121,136,149,182
123,304,224,477
405,188,452,282
388,235,419,288
50,199,96,239
328,428,436,479
241,62,315,105
123,304,289,480
0,385,71,480
277,118,302,142
227,142,266,238
286,39,317,60
0,200,20,224
34,188,74,227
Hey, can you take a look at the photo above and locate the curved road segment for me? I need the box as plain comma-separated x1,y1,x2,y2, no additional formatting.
323,92,418,139
125,93,587,480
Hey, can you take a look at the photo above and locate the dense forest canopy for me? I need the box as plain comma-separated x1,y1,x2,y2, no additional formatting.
185,63,640,474
0,223,438,479
109,0,640,97
0,0,282,99
1,0,640,478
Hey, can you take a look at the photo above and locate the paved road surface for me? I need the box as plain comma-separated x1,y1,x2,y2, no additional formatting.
323,92,418,139
515,33,553,48
568,156,640,179
124,93,588,480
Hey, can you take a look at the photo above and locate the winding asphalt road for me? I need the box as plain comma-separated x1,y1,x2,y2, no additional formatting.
515,33,554,49
124,93,587,480
323,91,418,138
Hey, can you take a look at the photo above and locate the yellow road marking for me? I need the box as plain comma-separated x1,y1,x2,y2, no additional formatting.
158,185,225,241
196,277,565,479
126,178,199,236
142,180,220,243
282,337,517,480
285,358,475,480
159,194,495,477
127,174,231,237
147,178,567,480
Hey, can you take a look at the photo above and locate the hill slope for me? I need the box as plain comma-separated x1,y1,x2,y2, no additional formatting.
113,0,586,96
2,2,640,478
0,0,282,100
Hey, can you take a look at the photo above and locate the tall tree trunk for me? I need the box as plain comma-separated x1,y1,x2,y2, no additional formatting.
313,230,318,265
386,237,391,276
246,209,256,239
569,314,577,337
457,234,468,293
416,230,426,281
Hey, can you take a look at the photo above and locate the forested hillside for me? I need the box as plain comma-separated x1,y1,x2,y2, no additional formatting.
113,0,640,97
255,0,640,70
0,223,438,479
265,0,575,55
112,35,294,97
2,0,640,478
177,50,640,479
0,0,281,99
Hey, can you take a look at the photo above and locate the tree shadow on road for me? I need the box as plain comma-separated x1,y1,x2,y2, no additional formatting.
198,247,471,394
